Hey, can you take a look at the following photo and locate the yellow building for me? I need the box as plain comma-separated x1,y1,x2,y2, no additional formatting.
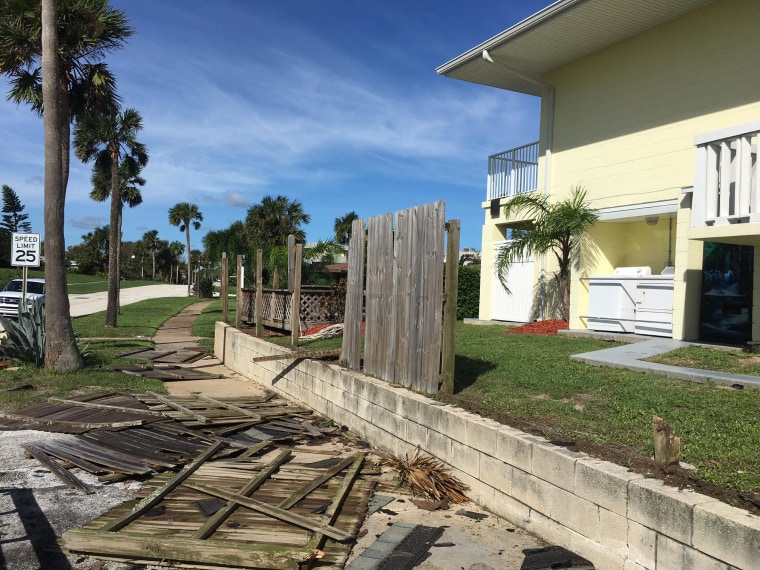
438,0,760,344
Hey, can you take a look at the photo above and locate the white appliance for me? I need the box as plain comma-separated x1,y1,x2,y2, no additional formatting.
587,267,651,333
634,278,675,337
587,267,675,336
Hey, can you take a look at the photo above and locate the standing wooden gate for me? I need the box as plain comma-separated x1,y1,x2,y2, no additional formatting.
341,201,456,394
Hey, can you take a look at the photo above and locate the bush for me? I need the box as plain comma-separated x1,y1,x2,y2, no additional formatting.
0,301,46,366
457,265,480,320
195,276,215,298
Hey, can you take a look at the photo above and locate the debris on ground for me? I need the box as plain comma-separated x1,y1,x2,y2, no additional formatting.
378,448,469,503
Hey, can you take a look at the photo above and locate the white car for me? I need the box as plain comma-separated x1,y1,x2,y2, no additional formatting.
0,278,46,318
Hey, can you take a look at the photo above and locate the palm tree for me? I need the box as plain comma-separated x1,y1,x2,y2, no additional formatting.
495,186,598,321
202,221,247,270
74,107,148,326
334,211,359,246
1,0,132,369
168,202,203,296
140,230,160,280
245,195,310,247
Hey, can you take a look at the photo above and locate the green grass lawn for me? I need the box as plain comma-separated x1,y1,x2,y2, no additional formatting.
73,297,200,338
447,324,760,494
646,345,760,376
0,296,206,411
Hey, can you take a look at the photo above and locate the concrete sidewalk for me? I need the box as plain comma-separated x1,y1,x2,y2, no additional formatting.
68,284,188,317
570,334,760,389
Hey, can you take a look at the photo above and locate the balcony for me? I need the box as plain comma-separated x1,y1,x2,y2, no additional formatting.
692,121,760,228
487,141,539,200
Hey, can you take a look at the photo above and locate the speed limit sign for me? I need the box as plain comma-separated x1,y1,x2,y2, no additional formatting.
11,233,41,267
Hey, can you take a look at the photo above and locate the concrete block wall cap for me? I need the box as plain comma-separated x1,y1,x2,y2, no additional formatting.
629,477,718,545
631,477,718,505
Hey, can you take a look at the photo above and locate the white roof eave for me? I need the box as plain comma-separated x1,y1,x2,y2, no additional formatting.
436,0,719,96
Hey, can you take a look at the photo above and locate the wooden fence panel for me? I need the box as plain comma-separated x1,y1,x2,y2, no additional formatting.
363,213,394,379
341,218,365,369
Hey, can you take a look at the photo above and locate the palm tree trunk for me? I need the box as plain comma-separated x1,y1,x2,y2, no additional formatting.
105,149,120,326
41,0,82,371
186,227,191,296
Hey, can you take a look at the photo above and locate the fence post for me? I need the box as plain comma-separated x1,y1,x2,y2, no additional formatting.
287,234,296,291
290,243,303,349
255,249,263,338
236,254,243,329
221,252,229,323
441,220,460,394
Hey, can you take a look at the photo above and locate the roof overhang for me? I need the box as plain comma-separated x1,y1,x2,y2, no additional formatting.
436,0,719,96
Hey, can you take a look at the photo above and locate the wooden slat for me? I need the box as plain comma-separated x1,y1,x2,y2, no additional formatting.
393,206,414,386
193,448,292,539
102,439,224,532
306,454,366,549
341,217,365,369
23,443,94,494
146,392,210,424
30,439,154,475
0,410,143,430
61,530,314,570
363,212,394,379
251,348,343,363
418,201,445,393
49,398,169,418
186,484,353,542
191,394,262,420
278,455,356,510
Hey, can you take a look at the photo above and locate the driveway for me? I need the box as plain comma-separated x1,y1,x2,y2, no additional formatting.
68,284,189,317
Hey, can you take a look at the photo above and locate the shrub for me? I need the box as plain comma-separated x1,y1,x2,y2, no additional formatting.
195,276,215,298
457,265,480,320
0,301,46,367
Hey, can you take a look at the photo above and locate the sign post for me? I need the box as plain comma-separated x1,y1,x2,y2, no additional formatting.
11,233,42,310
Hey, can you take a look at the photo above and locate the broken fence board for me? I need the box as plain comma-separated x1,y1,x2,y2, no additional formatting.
23,443,94,494
251,348,343,363
192,394,262,420
193,448,292,540
61,530,315,570
102,439,224,532
49,397,170,418
146,392,211,424
186,483,353,542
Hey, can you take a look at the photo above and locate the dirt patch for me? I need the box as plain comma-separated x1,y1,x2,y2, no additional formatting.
437,391,759,516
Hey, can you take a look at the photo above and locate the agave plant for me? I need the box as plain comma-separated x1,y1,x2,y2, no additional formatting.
0,300,46,367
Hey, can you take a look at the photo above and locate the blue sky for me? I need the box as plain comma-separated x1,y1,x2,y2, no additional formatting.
0,0,547,254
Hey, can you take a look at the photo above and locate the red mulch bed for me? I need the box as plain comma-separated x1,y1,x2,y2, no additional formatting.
507,319,569,336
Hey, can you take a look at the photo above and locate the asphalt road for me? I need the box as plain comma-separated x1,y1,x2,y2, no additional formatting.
68,284,190,317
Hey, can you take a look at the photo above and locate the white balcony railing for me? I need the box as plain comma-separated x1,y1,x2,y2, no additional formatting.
487,141,539,200
693,121,760,227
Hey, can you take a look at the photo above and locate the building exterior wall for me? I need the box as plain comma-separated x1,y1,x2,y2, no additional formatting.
480,0,760,339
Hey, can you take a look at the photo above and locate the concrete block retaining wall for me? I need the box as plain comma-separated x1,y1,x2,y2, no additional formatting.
215,323,759,569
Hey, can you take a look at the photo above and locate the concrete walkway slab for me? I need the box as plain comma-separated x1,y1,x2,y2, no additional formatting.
572,337,760,389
